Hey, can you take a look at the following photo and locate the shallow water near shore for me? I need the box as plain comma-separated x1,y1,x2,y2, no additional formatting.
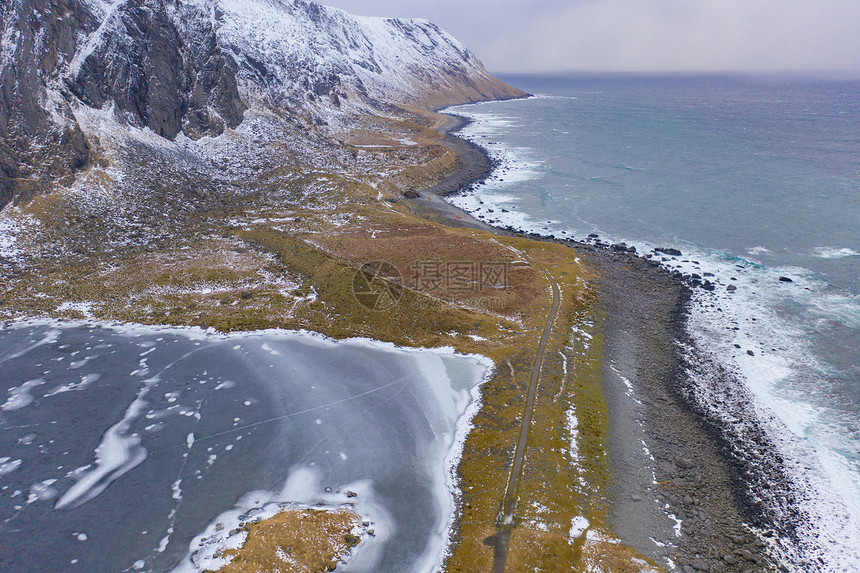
0,321,490,572
448,73,860,570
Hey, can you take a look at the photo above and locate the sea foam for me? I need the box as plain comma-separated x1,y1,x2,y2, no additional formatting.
444,97,860,571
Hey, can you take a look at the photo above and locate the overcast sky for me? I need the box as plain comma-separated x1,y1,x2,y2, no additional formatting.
321,0,860,74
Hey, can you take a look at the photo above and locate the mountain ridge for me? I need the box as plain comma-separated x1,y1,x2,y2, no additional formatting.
0,0,524,208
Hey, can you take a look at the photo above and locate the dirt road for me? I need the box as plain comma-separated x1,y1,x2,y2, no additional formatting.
491,264,561,573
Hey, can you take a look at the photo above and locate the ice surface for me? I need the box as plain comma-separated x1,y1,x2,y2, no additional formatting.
54,376,156,509
1,320,493,571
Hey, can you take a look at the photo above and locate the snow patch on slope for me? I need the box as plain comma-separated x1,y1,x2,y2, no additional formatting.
206,0,494,112
69,0,126,77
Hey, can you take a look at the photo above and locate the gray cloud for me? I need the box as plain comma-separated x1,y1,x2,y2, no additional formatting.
320,0,860,73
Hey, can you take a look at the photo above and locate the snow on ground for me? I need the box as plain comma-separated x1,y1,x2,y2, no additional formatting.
566,408,579,461
56,302,95,319
0,211,38,260
569,515,590,540
212,0,487,114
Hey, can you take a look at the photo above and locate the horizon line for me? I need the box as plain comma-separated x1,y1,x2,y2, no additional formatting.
490,69,860,79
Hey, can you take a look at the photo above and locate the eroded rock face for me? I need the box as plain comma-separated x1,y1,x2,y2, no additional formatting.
66,0,245,140
1,0,524,208
0,0,246,207
0,0,94,206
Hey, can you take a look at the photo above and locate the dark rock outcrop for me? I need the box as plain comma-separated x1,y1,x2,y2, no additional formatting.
66,0,245,140
0,0,246,207
0,0,95,206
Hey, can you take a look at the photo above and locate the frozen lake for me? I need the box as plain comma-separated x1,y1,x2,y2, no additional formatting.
0,322,490,572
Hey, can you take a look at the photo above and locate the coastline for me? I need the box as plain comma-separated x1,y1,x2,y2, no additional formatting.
402,112,498,232
0,93,781,570
411,107,777,571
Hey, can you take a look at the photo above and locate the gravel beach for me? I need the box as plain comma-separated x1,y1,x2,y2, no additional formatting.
409,112,777,571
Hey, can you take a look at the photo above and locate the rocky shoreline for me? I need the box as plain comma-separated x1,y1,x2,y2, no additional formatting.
410,111,779,571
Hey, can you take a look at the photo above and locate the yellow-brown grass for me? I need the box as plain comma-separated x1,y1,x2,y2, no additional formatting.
214,508,362,573
2,110,662,572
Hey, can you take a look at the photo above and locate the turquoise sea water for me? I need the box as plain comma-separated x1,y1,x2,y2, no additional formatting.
449,73,860,570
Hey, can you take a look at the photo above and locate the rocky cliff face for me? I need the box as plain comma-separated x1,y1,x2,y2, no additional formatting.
0,0,524,208
0,0,93,206
65,0,246,140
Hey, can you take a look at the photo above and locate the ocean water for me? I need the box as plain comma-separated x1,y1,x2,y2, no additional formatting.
448,73,860,570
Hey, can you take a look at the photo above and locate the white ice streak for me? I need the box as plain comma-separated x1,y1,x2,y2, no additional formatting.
2,328,61,361
0,457,23,477
28,479,59,503
55,377,157,509
171,478,183,501
1,378,46,411
46,373,102,397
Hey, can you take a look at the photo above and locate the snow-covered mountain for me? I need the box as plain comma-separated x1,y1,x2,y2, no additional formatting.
211,0,522,110
0,0,524,207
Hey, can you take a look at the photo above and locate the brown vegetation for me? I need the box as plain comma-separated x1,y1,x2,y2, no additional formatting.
1,109,661,572
213,508,362,573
